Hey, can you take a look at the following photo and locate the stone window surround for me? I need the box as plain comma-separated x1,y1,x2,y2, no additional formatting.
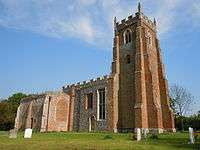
85,93,93,110
97,87,106,121
123,28,132,44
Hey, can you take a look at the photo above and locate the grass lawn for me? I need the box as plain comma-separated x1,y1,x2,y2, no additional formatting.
0,131,199,150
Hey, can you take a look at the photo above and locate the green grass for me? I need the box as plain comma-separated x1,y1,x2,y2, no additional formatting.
0,131,199,150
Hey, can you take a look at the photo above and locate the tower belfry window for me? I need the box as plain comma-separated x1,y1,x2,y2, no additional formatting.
124,29,132,44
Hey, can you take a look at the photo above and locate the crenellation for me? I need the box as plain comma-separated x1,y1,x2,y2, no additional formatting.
117,16,136,27
116,12,156,32
128,15,133,20
121,19,126,24
116,11,156,32
62,75,110,91
140,14,156,30
116,21,119,26
103,75,108,79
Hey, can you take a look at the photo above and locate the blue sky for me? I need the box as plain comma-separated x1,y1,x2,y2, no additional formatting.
0,0,199,114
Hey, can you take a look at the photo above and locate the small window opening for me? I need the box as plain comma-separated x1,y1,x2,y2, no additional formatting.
124,29,132,44
125,34,128,44
86,93,93,109
31,118,33,129
126,55,131,64
128,30,132,43
146,31,152,46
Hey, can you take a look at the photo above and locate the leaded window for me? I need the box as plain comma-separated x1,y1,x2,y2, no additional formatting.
98,88,106,120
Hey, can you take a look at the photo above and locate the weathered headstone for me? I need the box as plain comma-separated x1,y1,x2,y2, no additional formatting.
143,128,148,139
136,128,141,141
189,127,195,144
113,128,118,133
150,129,159,139
24,128,32,138
9,129,17,138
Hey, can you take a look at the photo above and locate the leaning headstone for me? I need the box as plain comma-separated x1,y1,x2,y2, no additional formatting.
136,128,141,141
189,127,195,144
9,129,17,138
24,128,32,138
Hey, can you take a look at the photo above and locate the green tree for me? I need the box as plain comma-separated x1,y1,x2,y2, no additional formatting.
197,111,200,117
0,101,15,130
0,93,28,131
7,93,27,105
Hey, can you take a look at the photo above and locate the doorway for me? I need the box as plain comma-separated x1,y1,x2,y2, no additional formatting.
89,116,96,132
31,118,33,129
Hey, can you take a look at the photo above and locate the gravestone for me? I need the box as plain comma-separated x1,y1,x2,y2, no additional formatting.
143,128,148,139
136,128,141,141
150,129,159,139
24,128,32,138
189,127,195,144
9,129,17,138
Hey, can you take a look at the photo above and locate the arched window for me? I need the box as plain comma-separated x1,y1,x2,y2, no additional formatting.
126,55,131,64
123,29,132,44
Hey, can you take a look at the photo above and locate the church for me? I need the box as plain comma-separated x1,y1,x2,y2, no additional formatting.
14,3,175,133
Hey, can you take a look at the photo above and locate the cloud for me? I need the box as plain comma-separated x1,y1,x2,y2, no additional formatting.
140,0,182,37
0,0,199,47
79,0,96,6
156,5,179,35
190,1,200,27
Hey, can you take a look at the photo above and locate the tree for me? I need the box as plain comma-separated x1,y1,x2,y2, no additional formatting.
169,97,176,114
7,93,27,105
0,101,15,130
169,84,194,131
197,111,200,117
0,93,28,131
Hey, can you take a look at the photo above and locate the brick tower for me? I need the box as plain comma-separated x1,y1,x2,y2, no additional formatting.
111,3,175,133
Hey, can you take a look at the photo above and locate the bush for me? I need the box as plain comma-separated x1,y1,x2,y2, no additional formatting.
175,115,200,131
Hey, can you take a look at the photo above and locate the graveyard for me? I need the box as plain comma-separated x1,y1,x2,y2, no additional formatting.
0,131,199,150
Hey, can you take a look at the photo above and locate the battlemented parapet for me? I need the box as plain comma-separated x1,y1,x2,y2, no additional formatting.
115,12,156,34
63,75,110,91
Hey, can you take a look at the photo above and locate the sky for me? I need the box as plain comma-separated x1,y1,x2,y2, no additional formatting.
0,0,199,114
